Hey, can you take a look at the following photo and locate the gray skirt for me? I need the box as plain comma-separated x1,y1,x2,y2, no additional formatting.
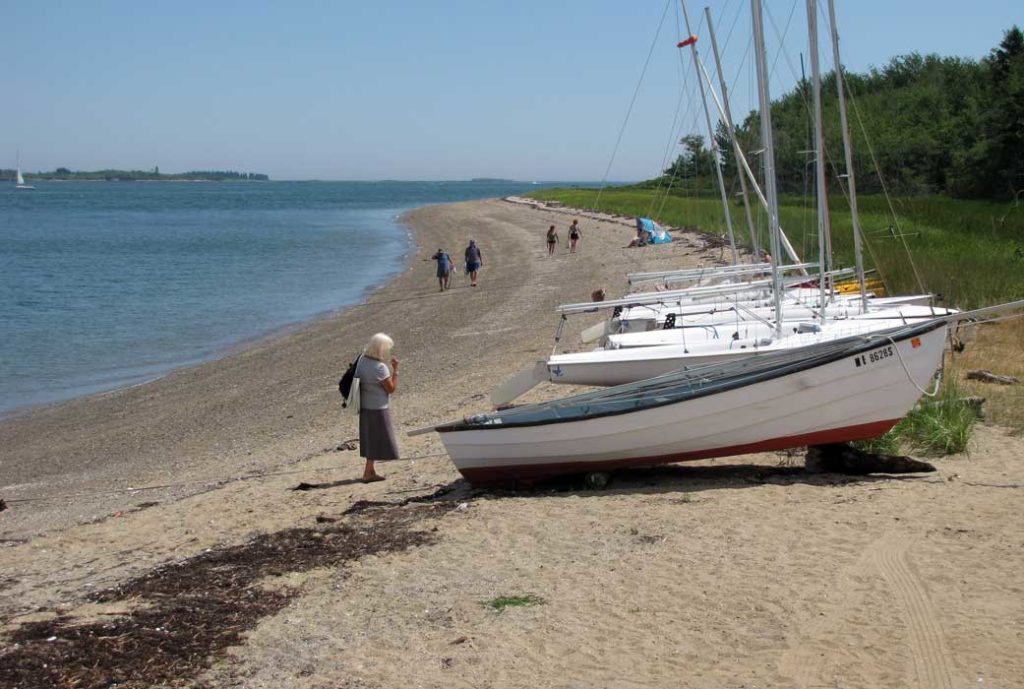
359,407,400,460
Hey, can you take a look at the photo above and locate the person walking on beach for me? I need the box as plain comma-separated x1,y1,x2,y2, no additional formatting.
545,225,559,256
464,239,483,287
355,333,400,482
568,219,582,253
431,248,453,291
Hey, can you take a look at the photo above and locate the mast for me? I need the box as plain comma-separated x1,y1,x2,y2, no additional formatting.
751,0,784,337
704,6,760,263
680,1,738,264
806,0,829,318
694,56,805,271
827,0,868,312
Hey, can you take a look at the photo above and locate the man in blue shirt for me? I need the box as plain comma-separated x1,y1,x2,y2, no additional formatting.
431,248,453,291
464,240,483,287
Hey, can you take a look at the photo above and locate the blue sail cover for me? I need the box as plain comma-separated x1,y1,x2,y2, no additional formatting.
636,217,672,244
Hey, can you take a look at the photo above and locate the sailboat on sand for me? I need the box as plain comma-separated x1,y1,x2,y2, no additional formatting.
413,0,1024,488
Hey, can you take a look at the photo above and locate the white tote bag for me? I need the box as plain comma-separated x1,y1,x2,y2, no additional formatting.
347,377,361,416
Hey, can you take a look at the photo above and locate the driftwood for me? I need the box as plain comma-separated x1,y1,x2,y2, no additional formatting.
931,395,986,418
805,443,936,475
966,369,1020,386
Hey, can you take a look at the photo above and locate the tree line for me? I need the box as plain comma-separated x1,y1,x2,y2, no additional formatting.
658,26,1024,201
3,168,270,182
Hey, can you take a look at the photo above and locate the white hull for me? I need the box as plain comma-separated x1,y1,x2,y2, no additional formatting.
609,305,956,349
549,315,948,387
617,293,934,332
442,323,947,485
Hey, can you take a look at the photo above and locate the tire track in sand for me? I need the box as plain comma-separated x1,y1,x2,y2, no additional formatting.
871,533,955,689
779,532,956,689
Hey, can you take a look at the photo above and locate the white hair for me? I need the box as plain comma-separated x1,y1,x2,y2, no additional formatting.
364,333,394,360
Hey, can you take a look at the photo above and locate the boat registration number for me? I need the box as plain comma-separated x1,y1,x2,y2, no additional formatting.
854,345,895,368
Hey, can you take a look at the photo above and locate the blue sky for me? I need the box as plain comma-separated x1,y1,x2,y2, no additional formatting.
2,1,1019,181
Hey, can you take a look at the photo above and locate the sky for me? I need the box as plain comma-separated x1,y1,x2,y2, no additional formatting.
2,0,1019,181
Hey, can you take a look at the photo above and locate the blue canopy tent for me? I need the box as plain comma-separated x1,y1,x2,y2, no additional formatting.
636,217,672,244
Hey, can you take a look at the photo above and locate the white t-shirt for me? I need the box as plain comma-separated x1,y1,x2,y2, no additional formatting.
356,357,391,410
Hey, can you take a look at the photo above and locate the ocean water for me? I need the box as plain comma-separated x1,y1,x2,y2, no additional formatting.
0,180,562,414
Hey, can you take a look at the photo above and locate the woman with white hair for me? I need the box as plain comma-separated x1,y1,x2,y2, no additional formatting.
355,332,400,482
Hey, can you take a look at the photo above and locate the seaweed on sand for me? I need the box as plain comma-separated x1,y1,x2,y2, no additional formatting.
0,505,442,689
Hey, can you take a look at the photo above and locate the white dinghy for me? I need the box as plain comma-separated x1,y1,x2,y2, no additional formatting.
419,320,947,486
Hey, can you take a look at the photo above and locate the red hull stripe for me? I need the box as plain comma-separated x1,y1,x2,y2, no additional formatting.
458,418,900,486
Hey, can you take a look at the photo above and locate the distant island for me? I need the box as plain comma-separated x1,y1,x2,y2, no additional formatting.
2,167,269,182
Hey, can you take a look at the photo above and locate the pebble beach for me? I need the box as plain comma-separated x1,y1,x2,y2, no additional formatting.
2,198,1023,688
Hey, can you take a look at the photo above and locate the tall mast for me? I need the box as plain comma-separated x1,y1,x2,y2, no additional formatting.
694,60,807,273
680,1,738,264
827,0,868,312
806,0,829,318
751,0,784,337
704,6,760,263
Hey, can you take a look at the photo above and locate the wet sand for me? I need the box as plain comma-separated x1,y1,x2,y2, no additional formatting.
2,198,1022,688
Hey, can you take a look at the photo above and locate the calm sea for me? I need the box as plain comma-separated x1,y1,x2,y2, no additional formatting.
0,180,569,414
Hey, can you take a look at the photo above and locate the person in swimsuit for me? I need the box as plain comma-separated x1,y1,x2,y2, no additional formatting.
546,225,559,256
568,219,582,253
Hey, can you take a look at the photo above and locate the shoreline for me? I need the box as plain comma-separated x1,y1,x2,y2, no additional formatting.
0,213,416,421
0,196,706,540
3,198,1024,688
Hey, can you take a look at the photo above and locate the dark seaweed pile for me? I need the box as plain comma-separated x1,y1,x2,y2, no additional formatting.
1,505,442,688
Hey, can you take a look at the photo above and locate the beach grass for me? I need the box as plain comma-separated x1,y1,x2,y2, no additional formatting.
957,319,1024,434
484,594,546,612
529,188,1024,309
852,377,980,457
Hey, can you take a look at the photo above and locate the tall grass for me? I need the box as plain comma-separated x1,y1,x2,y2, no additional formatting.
956,318,1024,435
852,378,979,457
530,187,1024,309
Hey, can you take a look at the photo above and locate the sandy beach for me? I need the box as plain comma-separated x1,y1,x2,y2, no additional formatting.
2,198,1023,688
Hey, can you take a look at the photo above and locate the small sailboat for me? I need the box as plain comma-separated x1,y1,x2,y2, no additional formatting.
15,152,35,190
416,321,948,486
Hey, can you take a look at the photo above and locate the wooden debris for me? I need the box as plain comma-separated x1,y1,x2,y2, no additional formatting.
805,443,936,475
966,369,1020,386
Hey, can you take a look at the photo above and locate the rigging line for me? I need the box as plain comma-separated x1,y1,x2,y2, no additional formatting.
650,38,689,217
764,0,802,89
658,93,704,220
887,335,942,397
594,0,674,211
730,34,753,107
846,84,928,294
717,0,744,58
651,0,694,219
653,36,698,220
657,80,701,219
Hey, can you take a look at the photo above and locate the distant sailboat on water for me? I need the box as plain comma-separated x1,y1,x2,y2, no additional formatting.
15,151,35,190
